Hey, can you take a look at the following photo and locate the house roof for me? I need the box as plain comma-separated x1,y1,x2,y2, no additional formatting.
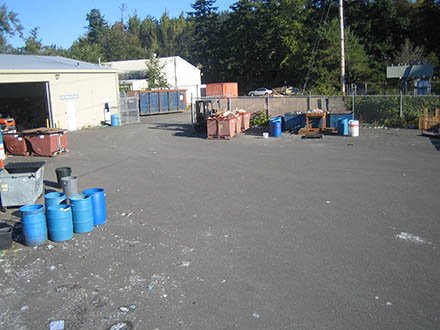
0,54,116,72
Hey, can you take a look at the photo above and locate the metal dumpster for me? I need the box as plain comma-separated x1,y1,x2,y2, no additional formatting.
0,161,46,207
23,128,68,157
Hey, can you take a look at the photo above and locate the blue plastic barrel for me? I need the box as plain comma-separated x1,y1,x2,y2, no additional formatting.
19,204,47,247
44,192,67,208
46,204,73,242
270,117,282,137
111,114,120,127
338,118,349,136
69,194,94,234
82,188,106,226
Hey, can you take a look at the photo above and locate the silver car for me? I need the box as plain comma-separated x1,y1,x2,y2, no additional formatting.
248,88,273,96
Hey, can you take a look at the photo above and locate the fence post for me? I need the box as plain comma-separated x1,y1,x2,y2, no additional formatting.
399,90,403,118
190,93,194,125
265,96,270,117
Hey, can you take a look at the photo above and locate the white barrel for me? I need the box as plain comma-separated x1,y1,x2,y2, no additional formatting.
0,142,5,161
348,120,359,137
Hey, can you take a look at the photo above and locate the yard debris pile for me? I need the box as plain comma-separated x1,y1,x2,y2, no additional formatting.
207,109,251,140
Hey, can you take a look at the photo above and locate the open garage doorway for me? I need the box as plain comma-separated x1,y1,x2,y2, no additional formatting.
0,82,52,130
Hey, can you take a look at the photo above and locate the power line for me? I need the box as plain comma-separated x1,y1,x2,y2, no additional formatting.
302,0,333,92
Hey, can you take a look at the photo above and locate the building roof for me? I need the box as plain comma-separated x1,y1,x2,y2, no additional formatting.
0,54,116,72
104,56,200,73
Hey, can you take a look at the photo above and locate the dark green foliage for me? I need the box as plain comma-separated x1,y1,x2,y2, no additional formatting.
4,1,440,95
250,110,269,127
0,3,23,51
349,96,440,127
86,9,107,43
146,55,169,88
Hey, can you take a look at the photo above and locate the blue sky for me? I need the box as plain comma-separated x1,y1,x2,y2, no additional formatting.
4,0,235,49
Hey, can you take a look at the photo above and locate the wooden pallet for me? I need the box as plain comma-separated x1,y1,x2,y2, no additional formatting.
207,135,232,140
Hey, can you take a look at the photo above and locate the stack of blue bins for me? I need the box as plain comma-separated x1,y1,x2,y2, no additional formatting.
18,187,107,247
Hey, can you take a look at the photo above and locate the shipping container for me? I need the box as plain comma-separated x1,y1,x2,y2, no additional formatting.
136,90,187,115
160,92,169,112
206,83,238,97
140,93,150,114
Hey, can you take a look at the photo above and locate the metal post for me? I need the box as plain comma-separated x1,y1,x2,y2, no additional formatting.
190,93,194,125
351,83,356,118
339,0,346,96
265,96,270,117
400,90,403,118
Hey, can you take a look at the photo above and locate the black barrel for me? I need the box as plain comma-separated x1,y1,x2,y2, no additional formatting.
55,167,72,188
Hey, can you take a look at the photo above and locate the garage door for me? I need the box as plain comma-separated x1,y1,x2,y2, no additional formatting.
0,82,52,130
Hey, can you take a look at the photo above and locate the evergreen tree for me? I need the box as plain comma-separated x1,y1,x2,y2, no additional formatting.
146,54,169,88
188,0,221,81
0,4,23,51
86,9,108,43
23,27,42,54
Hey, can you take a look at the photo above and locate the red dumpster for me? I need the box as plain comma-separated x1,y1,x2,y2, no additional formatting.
240,112,251,131
3,133,29,156
235,115,242,134
218,117,237,139
23,128,68,157
207,118,219,139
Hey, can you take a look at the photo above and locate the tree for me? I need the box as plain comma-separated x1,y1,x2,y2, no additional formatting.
139,16,160,56
86,9,108,43
146,54,169,88
23,27,42,54
188,0,221,81
309,19,371,94
69,37,104,63
0,4,23,51
393,38,425,65
101,23,145,61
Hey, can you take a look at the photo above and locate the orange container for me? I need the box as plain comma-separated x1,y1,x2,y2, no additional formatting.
207,118,218,138
240,112,251,131
218,117,237,138
235,115,242,134
206,83,238,97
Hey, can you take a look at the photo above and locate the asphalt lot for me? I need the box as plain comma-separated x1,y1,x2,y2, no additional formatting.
1,112,439,330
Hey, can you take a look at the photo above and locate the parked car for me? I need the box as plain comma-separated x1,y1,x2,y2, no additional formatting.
248,88,273,96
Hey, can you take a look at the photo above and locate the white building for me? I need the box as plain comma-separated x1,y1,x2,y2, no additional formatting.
0,54,119,130
104,56,202,104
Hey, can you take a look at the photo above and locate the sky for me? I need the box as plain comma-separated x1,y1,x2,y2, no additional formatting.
4,0,235,49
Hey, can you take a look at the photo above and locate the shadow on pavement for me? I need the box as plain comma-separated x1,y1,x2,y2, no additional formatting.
429,137,440,151
148,123,206,139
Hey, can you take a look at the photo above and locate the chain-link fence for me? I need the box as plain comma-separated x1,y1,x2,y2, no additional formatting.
192,94,440,128
348,95,440,127
119,95,140,125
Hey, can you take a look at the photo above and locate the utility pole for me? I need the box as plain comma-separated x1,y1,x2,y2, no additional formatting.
120,3,127,25
339,0,346,96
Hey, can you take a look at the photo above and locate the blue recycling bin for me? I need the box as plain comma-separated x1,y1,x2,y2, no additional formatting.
338,118,349,136
270,116,282,138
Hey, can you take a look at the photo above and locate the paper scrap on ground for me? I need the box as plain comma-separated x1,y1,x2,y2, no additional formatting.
49,320,65,330
396,232,427,244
